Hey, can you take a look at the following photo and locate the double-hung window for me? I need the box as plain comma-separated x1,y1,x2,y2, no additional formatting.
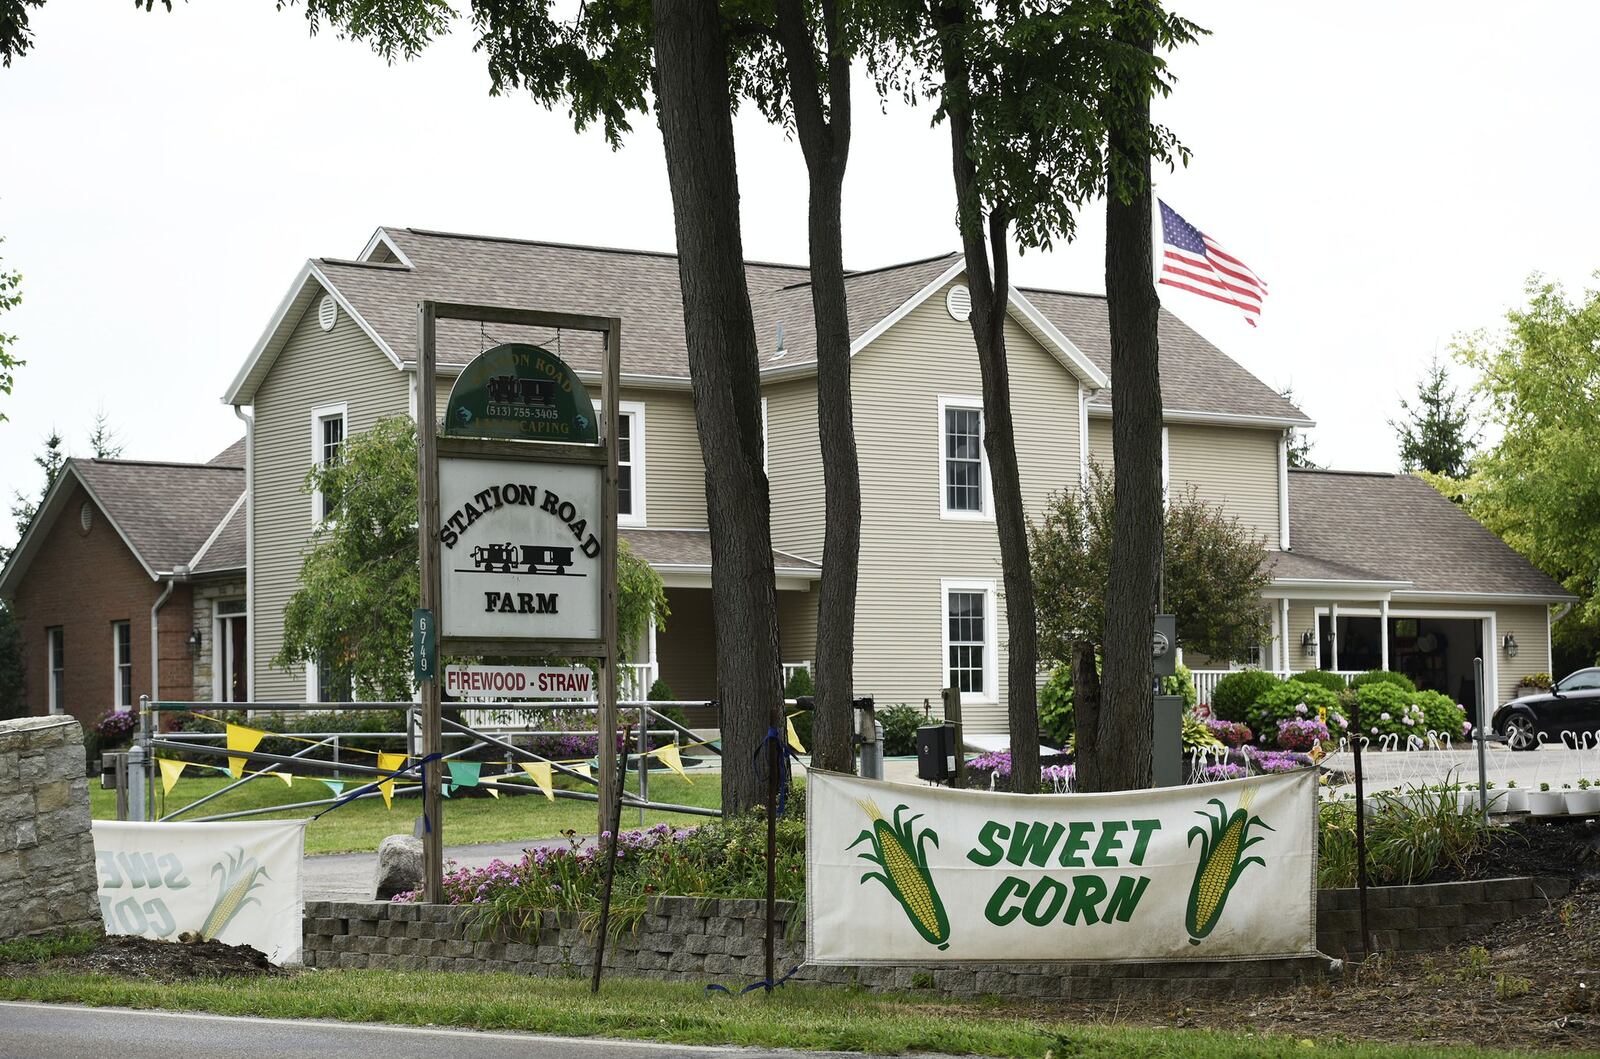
938,397,989,519
942,580,997,703
311,403,347,523
615,401,647,527
112,621,132,710
47,627,64,714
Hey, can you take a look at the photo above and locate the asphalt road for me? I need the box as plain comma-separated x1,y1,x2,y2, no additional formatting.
0,1003,892,1059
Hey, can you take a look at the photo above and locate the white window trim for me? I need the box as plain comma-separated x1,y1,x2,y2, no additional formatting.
47,627,64,715
937,396,993,521
212,602,249,703
941,578,999,705
310,402,349,526
111,620,132,710
616,400,647,528
760,396,769,475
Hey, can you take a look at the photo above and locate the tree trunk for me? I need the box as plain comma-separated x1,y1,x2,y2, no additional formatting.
1085,24,1162,794
775,0,859,775
652,0,783,816
938,5,1040,792
1069,640,1101,763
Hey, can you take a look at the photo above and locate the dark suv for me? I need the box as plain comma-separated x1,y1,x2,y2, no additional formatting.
1491,667,1600,750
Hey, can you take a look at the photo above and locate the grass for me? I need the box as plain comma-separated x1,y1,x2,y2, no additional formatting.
2,970,1590,1059
93,771,723,855
0,932,99,965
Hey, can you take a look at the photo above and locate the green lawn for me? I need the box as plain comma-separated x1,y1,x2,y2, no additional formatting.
94,770,722,855
2,969,1583,1059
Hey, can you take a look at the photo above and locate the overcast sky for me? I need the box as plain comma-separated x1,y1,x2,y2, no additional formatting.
3,2,1598,551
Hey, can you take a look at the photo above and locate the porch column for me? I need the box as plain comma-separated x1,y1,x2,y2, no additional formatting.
1379,598,1390,672
1329,602,1340,671
1279,597,1291,674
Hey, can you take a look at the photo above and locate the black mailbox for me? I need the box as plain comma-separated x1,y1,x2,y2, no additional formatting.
915,724,957,782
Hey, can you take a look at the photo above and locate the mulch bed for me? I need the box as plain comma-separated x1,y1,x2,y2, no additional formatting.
1449,818,1600,883
0,934,282,981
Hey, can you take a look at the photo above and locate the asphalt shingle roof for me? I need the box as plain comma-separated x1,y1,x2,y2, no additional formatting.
191,497,245,575
1286,470,1571,598
621,528,819,574
310,228,1303,423
72,459,244,575
208,437,245,467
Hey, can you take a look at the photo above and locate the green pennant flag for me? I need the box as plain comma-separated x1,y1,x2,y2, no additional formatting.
321,779,345,799
447,760,482,792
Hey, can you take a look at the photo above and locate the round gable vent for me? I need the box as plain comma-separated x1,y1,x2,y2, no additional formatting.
79,501,94,534
318,295,338,332
946,283,972,322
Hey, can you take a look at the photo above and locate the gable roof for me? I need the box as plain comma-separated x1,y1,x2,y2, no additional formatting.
0,458,245,596
208,437,246,467
226,227,1302,422
1286,470,1573,601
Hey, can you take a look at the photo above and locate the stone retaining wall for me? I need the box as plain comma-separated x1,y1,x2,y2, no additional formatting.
1316,876,1571,957
0,716,101,940
305,874,1574,996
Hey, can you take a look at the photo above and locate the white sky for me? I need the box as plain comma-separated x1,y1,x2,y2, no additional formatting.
4,1,1599,552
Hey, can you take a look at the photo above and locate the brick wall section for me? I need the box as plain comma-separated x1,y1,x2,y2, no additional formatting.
1316,876,1571,957
0,716,101,940
302,897,1327,999
10,483,196,725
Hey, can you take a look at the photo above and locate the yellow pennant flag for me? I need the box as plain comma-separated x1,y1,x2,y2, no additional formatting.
274,771,294,787
377,752,407,809
225,724,267,779
786,716,807,755
567,761,591,781
157,757,187,795
652,742,692,784
519,761,555,802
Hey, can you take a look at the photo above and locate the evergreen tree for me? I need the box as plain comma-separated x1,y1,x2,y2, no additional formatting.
9,428,64,547
88,409,123,459
1391,354,1477,478
1277,384,1316,468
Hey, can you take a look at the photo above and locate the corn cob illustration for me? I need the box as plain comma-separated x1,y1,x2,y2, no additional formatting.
849,799,951,950
201,847,270,941
1185,793,1272,945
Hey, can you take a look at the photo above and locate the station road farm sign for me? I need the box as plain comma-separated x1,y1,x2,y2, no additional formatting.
437,342,606,643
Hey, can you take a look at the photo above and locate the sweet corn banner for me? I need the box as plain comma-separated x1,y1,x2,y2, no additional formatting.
91,820,307,965
807,769,1317,964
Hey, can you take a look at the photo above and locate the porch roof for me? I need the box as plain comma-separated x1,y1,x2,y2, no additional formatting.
620,528,820,581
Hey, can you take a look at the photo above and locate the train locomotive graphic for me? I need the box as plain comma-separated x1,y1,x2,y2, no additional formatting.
464,542,579,576
487,374,556,407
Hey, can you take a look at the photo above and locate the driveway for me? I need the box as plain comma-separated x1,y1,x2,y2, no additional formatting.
306,837,582,901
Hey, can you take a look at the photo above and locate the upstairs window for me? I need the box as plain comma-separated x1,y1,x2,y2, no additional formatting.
939,397,988,518
47,627,64,714
616,402,647,526
112,621,132,709
311,403,348,523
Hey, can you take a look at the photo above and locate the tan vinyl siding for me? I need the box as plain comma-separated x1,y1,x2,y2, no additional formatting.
1166,424,1281,549
1283,600,1551,707
851,281,1084,733
251,291,408,699
766,378,824,561
1087,416,1114,476
778,588,819,670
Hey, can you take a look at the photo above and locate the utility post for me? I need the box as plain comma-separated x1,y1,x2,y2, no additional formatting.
416,301,445,904
941,686,965,788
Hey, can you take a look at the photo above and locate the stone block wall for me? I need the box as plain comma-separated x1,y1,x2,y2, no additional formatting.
1316,876,1571,957
0,716,101,940
303,897,1327,999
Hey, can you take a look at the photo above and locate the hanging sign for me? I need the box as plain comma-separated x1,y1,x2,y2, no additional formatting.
443,342,598,443
437,457,604,640
807,769,1317,964
444,664,594,699
412,608,436,683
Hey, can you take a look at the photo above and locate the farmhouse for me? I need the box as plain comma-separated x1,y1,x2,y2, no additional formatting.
1,225,1573,730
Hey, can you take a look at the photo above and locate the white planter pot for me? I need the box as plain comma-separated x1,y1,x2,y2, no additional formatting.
1526,791,1567,816
1455,791,1480,814
1482,789,1511,814
1562,789,1600,815
1502,788,1529,813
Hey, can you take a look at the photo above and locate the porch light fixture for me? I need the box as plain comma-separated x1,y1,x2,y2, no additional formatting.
1301,630,1318,658
1501,633,1519,658
187,628,202,658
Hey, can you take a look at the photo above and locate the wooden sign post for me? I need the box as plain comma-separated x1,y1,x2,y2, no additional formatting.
417,302,622,903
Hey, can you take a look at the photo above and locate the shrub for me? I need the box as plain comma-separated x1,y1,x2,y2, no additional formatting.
1276,717,1331,752
782,666,814,699
1350,669,1416,693
1515,672,1552,692
1183,712,1222,751
1037,665,1074,746
1350,683,1467,743
1248,679,1341,743
1208,669,1281,721
647,678,676,701
1204,718,1253,748
1161,662,1198,710
878,703,925,756
1293,669,1349,695
1318,782,1493,888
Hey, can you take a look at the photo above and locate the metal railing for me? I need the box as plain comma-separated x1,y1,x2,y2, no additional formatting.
120,696,722,827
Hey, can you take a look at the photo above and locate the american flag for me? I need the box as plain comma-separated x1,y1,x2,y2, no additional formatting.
1157,200,1268,327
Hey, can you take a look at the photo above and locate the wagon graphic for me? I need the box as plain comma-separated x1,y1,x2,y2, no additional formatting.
467,542,577,575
